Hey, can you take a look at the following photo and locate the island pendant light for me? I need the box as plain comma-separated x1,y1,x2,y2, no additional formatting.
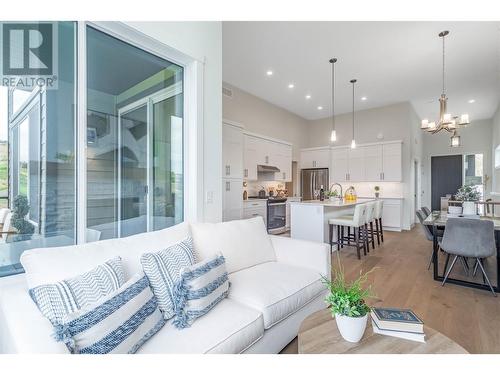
329,58,338,142
350,79,357,149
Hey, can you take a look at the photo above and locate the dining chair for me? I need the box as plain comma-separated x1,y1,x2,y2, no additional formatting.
416,209,443,270
421,206,431,217
440,218,497,296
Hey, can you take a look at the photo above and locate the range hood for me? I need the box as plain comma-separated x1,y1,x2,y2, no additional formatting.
257,165,280,173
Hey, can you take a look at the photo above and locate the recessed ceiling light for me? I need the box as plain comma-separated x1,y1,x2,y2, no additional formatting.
361,96,367,101
468,99,475,104
288,83,295,89
317,106,323,110
305,95,311,99
266,70,273,76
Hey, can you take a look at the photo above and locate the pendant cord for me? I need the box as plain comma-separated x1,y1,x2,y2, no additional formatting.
352,80,355,140
442,33,445,95
331,61,335,134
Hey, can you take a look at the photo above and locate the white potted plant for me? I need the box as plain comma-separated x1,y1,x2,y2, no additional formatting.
455,185,481,216
322,259,375,343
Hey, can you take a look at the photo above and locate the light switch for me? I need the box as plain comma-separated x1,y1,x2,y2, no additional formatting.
206,191,214,204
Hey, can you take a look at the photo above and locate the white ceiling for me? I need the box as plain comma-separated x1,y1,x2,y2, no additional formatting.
223,22,500,121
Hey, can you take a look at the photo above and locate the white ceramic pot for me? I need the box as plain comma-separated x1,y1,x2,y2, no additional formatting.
329,196,337,202
335,313,368,343
462,201,476,216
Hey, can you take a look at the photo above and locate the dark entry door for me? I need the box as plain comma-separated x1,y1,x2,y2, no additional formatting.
431,155,463,211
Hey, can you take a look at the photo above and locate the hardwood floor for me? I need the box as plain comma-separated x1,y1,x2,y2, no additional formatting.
280,226,500,354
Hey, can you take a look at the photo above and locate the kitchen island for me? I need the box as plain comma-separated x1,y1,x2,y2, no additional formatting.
290,198,376,245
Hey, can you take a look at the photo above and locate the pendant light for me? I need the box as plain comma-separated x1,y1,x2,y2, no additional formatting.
450,131,461,147
329,58,337,142
350,79,357,149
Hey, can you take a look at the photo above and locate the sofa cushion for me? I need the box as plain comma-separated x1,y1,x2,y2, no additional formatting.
29,257,125,325
20,222,190,288
138,298,264,353
190,217,276,274
140,237,196,319
228,262,326,329
55,273,165,354
172,254,229,329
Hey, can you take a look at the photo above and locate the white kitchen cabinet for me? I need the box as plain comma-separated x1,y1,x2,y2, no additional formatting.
243,200,267,225
364,145,383,181
243,135,259,180
382,143,402,182
348,148,365,182
331,148,349,182
274,142,292,182
286,197,301,229
222,122,243,179
222,179,243,221
381,199,403,231
300,148,330,169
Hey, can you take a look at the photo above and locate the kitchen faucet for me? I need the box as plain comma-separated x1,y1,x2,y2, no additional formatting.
329,183,343,199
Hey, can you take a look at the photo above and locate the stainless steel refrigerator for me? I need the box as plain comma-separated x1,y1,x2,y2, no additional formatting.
301,168,329,201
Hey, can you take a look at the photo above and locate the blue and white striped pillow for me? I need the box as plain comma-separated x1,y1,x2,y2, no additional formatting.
172,254,229,329
29,257,125,325
140,237,195,319
54,273,165,354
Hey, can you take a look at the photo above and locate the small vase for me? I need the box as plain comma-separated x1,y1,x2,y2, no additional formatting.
335,313,368,343
462,201,476,216
375,192,380,198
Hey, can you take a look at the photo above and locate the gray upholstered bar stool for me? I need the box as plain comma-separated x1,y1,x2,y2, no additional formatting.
328,203,368,259
421,206,431,217
364,201,377,251
373,200,384,244
440,218,497,296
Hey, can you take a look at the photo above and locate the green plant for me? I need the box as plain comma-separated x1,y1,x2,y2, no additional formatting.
326,189,339,198
321,257,375,317
455,184,481,202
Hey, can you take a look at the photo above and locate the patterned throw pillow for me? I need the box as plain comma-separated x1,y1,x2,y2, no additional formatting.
29,257,125,325
140,237,195,319
54,273,165,354
172,254,229,329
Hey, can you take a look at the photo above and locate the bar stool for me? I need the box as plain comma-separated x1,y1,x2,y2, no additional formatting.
328,204,368,260
373,200,384,244
364,201,377,251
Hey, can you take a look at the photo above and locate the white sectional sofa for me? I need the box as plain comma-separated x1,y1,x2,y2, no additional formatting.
0,217,330,354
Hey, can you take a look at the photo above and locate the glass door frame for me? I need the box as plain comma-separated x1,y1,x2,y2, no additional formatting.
76,21,204,244
116,82,183,237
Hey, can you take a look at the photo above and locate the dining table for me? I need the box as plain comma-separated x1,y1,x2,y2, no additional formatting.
423,211,500,293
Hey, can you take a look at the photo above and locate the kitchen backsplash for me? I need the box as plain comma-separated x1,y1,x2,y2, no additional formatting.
331,182,403,198
246,181,287,196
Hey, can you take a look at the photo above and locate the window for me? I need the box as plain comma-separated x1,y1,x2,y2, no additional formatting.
464,153,484,201
86,26,184,240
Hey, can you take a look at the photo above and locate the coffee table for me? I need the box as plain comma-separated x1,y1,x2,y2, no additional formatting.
298,309,468,354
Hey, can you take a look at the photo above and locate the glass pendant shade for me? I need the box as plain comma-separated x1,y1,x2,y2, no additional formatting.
450,132,461,147
330,130,337,142
421,119,429,129
351,139,356,149
459,114,470,125
443,113,452,124
427,121,437,131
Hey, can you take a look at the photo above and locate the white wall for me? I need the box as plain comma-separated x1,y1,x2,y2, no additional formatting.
421,119,493,209
125,21,222,223
491,104,500,193
222,82,309,161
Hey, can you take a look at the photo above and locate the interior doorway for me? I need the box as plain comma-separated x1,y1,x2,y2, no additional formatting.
431,155,463,211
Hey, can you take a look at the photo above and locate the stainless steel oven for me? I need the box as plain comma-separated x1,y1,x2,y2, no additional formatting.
267,198,287,234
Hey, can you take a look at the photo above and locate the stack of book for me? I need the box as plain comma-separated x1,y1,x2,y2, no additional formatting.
371,307,425,343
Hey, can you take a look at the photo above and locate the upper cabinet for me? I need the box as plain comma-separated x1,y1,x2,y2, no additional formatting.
300,148,330,169
326,141,403,183
243,133,292,182
222,122,243,179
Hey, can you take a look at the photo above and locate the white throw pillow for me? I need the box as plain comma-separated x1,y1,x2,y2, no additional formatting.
54,272,165,354
190,217,276,274
172,254,229,329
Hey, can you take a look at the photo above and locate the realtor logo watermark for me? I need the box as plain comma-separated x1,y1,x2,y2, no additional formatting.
0,22,58,89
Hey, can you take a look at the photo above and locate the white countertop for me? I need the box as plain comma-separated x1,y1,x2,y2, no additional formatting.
290,198,376,207
358,196,404,200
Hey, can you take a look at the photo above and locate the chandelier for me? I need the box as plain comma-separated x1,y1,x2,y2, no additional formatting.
420,30,470,147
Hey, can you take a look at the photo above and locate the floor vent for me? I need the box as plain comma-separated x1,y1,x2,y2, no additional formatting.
222,86,233,98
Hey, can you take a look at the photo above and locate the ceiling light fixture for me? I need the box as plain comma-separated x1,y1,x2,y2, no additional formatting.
420,30,470,147
329,58,338,143
288,83,295,89
361,96,367,101
305,94,311,99
266,70,273,76
317,106,323,110
350,79,357,149
468,99,475,104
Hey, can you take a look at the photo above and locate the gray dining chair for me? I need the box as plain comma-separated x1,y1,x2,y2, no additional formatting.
440,218,497,296
421,206,431,217
416,210,443,270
